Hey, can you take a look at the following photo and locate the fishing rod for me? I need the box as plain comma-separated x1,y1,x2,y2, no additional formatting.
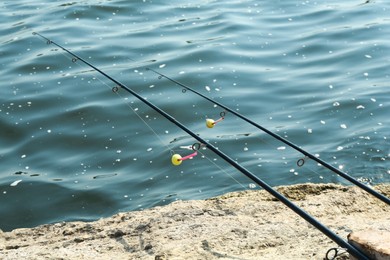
33,32,369,259
144,67,390,206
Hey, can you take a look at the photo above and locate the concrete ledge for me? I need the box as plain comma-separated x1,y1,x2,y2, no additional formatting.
348,230,390,260
1,184,389,259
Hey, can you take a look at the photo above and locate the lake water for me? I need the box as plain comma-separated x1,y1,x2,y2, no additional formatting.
1,0,389,231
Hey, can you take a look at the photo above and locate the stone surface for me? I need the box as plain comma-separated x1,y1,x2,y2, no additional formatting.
348,230,390,260
0,183,389,260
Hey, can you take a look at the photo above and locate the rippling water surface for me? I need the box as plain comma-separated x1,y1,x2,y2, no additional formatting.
1,0,389,231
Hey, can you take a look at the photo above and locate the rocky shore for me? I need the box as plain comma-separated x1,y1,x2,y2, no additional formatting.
1,183,389,259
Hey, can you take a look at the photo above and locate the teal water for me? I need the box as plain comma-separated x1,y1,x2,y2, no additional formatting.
1,0,389,231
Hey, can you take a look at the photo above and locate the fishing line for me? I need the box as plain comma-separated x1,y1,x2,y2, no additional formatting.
48,38,176,155
172,143,247,189
111,88,176,155
36,33,246,189
143,66,390,206
117,104,252,189
33,32,371,259
36,33,245,207
197,148,248,190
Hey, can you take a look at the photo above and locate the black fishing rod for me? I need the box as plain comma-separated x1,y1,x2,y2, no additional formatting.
33,32,369,259
144,67,390,206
